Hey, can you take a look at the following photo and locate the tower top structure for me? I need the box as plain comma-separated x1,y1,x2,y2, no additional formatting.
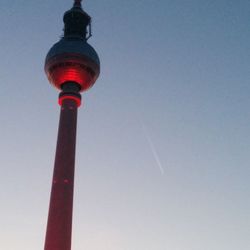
63,0,92,40
44,0,100,95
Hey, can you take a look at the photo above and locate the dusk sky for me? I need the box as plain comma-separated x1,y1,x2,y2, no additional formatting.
0,0,250,249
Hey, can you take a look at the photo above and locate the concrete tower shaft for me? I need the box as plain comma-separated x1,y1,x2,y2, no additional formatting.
44,98,78,250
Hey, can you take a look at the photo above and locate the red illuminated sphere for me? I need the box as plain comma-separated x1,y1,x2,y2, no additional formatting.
45,38,100,92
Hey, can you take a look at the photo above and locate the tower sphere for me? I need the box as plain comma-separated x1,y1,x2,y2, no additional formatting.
45,39,100,92
44,1,100,92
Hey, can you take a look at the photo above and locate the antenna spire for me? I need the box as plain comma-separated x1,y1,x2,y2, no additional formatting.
74,0,82,7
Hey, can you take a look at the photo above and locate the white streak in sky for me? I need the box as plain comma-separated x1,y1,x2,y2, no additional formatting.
142,123,164,175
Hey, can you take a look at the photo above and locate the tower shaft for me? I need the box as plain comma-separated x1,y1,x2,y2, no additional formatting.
44,98,78,250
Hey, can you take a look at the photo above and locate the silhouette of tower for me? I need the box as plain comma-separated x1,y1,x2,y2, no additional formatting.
44,1,100,250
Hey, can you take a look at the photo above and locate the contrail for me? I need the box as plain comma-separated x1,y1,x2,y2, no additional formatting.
142,123,164,175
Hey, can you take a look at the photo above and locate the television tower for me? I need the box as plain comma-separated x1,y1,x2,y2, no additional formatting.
43,1,100,250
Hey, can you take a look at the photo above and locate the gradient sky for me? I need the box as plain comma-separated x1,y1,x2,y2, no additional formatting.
0,0,250,249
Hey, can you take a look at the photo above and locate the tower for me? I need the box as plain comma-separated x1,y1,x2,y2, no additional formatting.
44,1,100,250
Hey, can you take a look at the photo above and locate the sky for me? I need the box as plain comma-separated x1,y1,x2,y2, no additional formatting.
0,0,250,249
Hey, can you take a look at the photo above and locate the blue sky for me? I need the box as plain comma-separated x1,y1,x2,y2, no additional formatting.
0,0,249,249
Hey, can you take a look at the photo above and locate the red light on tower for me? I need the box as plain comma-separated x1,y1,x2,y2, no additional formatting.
43,1,100,250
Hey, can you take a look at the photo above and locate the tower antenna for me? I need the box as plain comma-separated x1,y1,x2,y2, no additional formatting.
74,0,82,7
